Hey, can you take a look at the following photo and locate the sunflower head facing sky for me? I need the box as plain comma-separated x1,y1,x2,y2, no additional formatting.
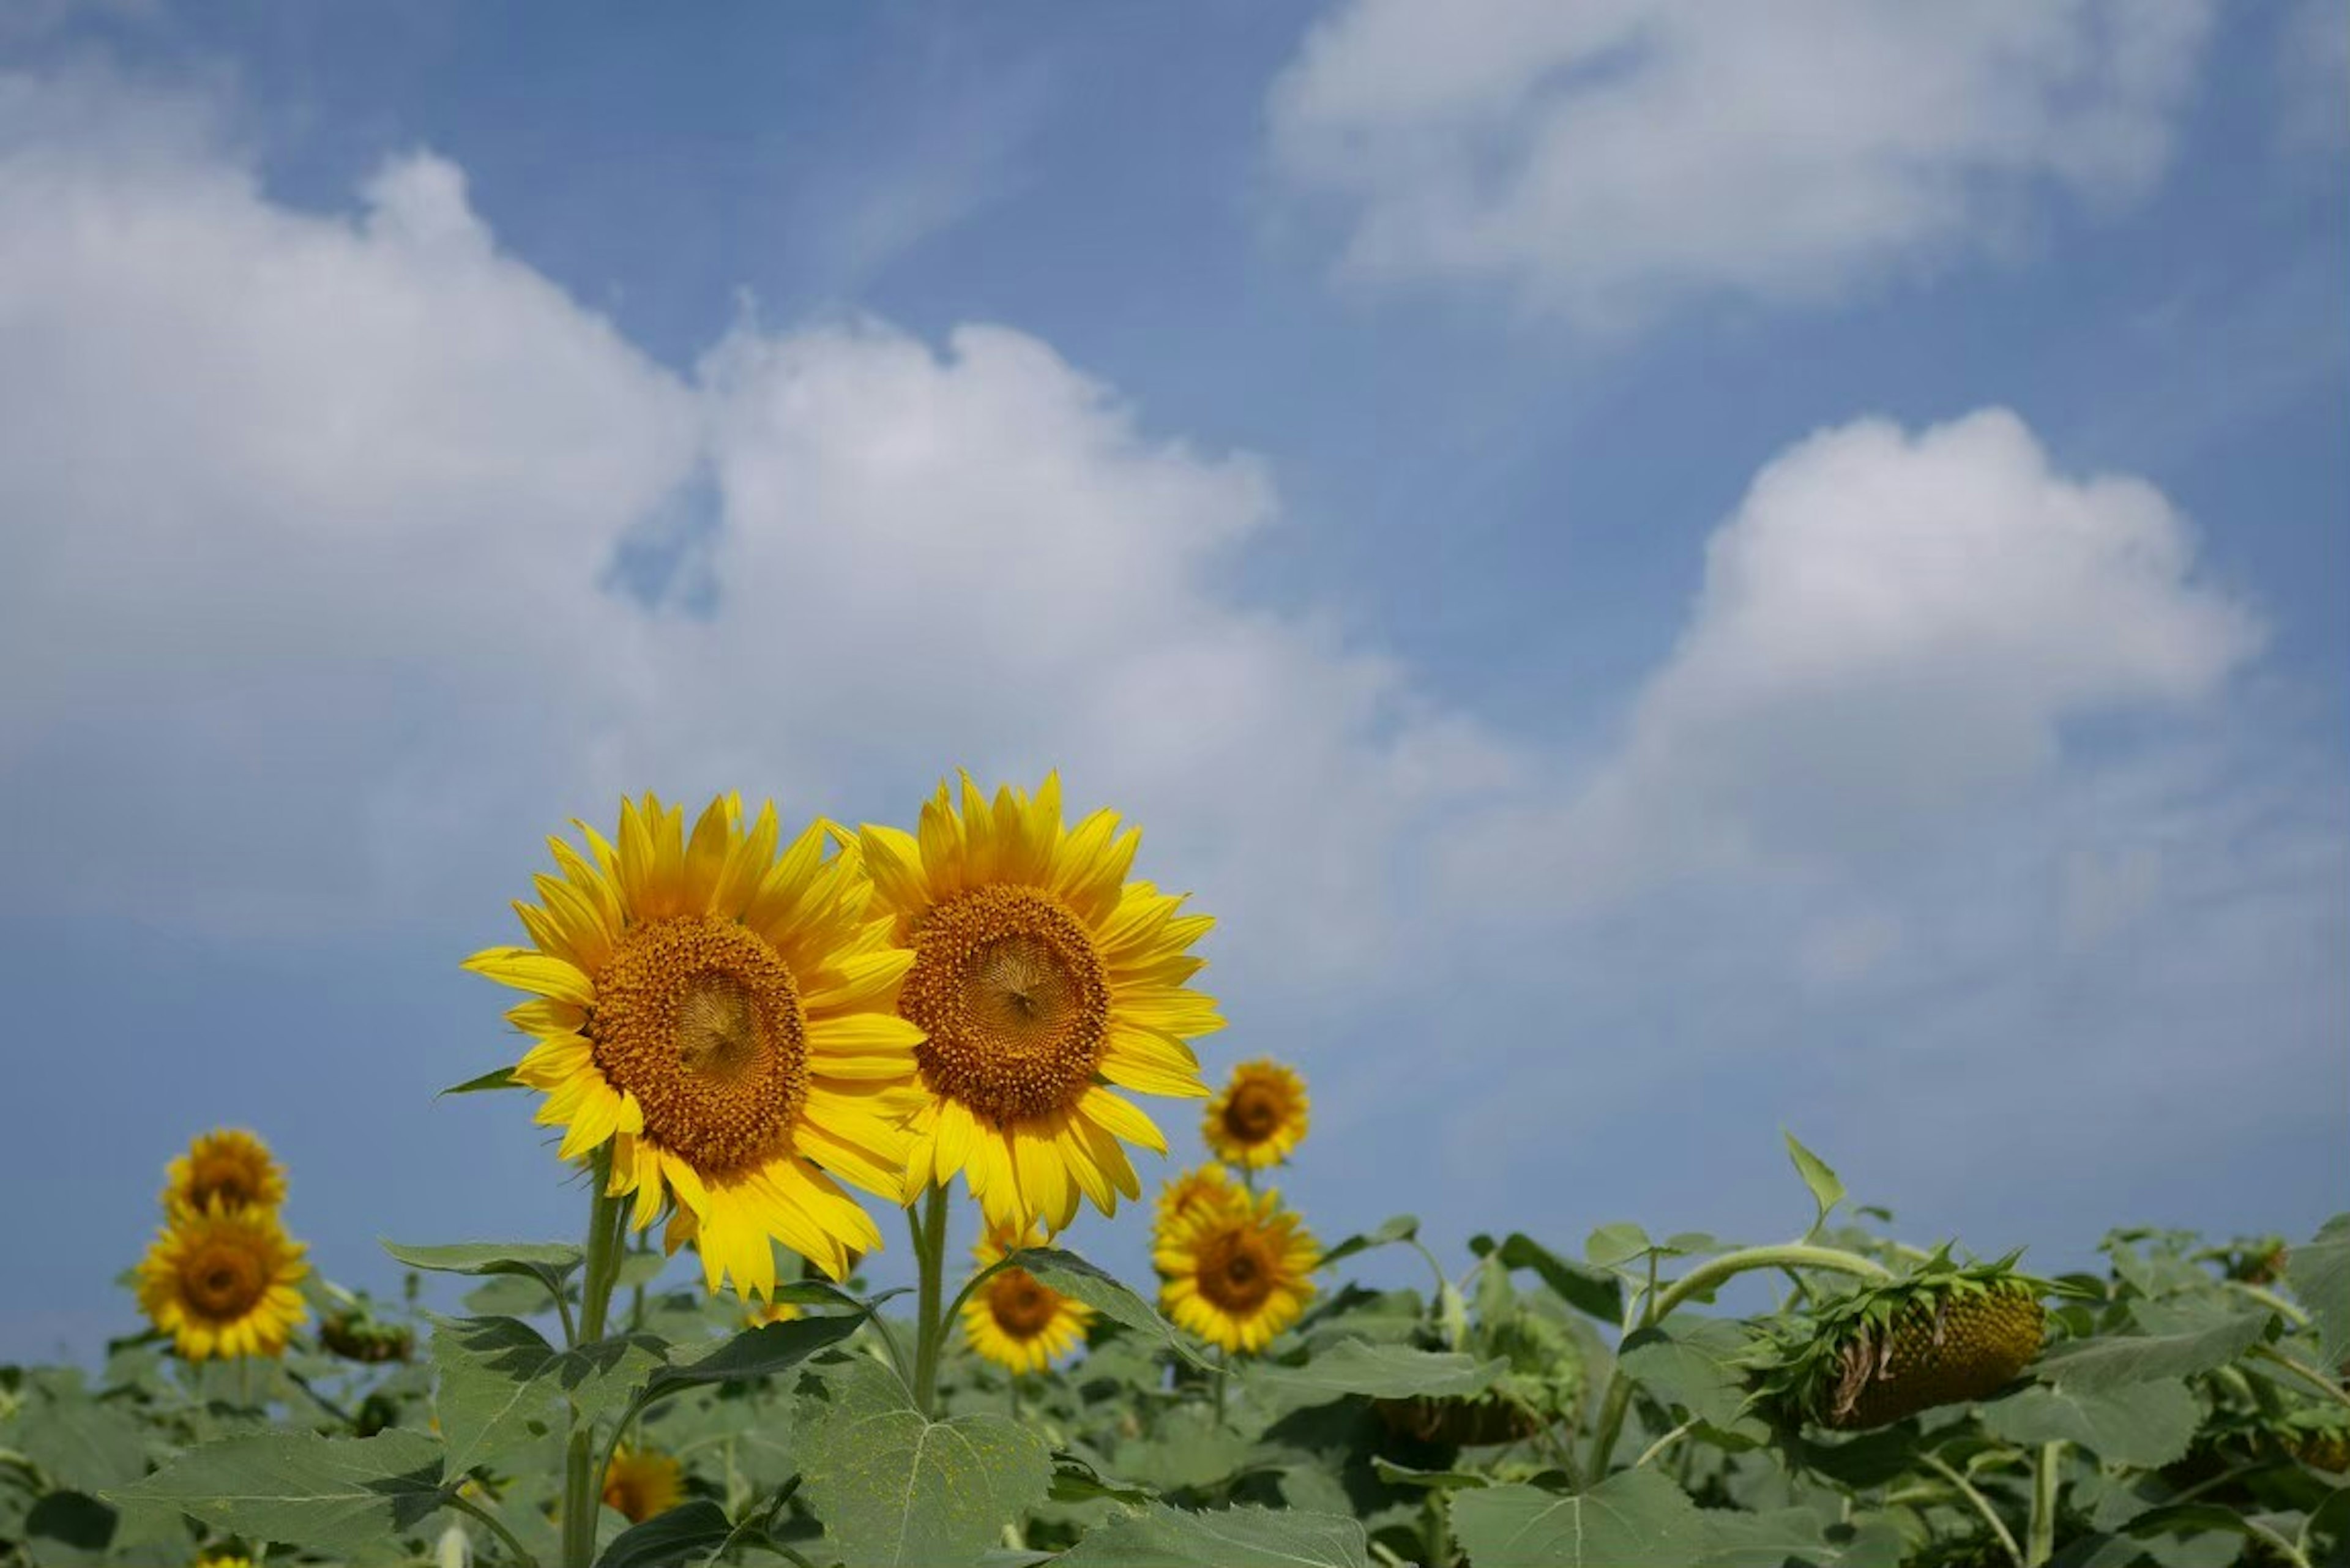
602,1445,683,1523
137,1201,308,1361
162,1128,286,1219
1201,1060,1309,1170
860,772,1223,1235
1155,1185,1319,1355
960,1220,1092,1376
466,792,929,1297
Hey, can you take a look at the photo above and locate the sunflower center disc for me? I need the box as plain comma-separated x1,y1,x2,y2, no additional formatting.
189,1155,261,1210
899,884,1110,1125
589,915,809,1178
1225,1085,1283,1143
1197,1230,1278,1315
183,1244,266,1319
987,1269,1060,1338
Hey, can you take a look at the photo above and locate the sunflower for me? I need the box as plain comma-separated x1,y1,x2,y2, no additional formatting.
859,774,1222,1235
466,793,927,1297
162,1129,286,1218
745,1299,803,1327
1155,1187,1319,1354
1156,1163,1244,1231
1201,1060,1308,1170
137,1201,308,1361
602,1445,682,1523
960,1220,1092,1375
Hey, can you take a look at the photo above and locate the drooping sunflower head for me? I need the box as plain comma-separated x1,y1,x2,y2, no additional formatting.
162,1129,286,1219
468,794,929,1298
1155,1186,1319,1355
602,1444,683,1524
136,1201,308,1361
318,1307,414,1365
1155,1163,1245,1234
860,772,1223,1235
1202,1059,1308,1169
1751,1250,2051,1431
960,1219,1093,1375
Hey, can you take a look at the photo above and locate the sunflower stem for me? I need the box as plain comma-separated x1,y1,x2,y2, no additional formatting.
1920,1452,2023,1567
560,1148,627,1568
1587,1242,1890,1476
2026,1440,2062,1565
909,1184,951,1417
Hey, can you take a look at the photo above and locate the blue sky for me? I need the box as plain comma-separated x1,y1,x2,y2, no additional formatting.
2,0,2344,1361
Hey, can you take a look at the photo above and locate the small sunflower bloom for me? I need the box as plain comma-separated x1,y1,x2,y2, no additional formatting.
1155,1186,1319,1355
960,1220,1092,1375
162,1129,286,1219
602,1445,683,1523
1201,1060,1308,1170
1155,1163,1245,1233
860,772,1223,1235
138,1201,308,1361
466,793,928,1297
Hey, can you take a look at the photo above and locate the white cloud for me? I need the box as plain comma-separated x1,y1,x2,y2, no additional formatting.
0,69,1512,982
1445,408,2262,911
1268,0,2217,323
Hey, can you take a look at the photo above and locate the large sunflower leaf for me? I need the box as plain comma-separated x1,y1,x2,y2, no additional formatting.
428,1315,664,1475
1980,1379,2202,1468
2288,1214,2350,1365
381,1239,581,1306
641,1311,864,1402
796,1357,1052,1568
1616,1316,1768,1439
1319,1215,1420,1269
111,1430,448,1557
1054,1503,1370,1566
9,1374,148,1494
2034,1312,2270,1393
596,1499,734,1568
1447,1468,1708,1568
1242,1338,1502,1412
1485,1233,1626,1322
1009,1247,1209,1367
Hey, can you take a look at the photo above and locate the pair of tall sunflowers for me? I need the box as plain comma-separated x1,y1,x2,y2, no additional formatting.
468,775,1222,1299
136,1129,310,1362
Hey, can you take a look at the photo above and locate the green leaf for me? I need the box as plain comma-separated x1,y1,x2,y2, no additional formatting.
2034,1312,2269,1392
642,1312,864,1403
438,1065,522,1096
1490,1233,1626,1322
1054,1503,1370,1567
597,1498,733,1568
1616,1318,1769,1441
111,1430,449,1556
1111,1404,1250,1493
381,1239,581,1304
1587,1223,1655,1270
1447,1469,1708,1568
1695,1505,1832,1568
1783,1130,1845,1236
1979,1379,2203,1468
428,1315,561,1474
1319,1215,1419,1269
1048,1452,1155,1506
24,1491,116,1555
796,1358,1053,1568
1010,1247,1209,1366
2288,1214,2350,1366
1370,1457,1490,1491
10,1381,148,1493
1244,1338,1502,1409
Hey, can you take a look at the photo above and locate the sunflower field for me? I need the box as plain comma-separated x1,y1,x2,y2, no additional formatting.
3,781,2343,1567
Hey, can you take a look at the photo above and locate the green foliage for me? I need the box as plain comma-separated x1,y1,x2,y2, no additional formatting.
16,1159,2342,1567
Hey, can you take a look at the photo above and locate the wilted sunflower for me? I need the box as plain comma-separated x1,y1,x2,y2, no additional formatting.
467,793,927,1296
860,774,1222,1234
602,1445,682,1523
162,1129,286,1219
137,1202,308,1361
1156,1163,1244,1231
1751,1250,2050,1431
960,1220,1092,1375
1201,1060,1308,1169
1156,1186,1319,1354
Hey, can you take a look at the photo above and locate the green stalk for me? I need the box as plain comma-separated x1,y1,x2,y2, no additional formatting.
1920,1453,2023,1567
2027,1441,2062,1565
1587,1242,1890,1476
909,1185,951,1417
560,1150,627,1568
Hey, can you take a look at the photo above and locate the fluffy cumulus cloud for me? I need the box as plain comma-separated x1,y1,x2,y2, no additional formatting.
1268,0,2217,323
1445,408,2262,910
0,68,1510,981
